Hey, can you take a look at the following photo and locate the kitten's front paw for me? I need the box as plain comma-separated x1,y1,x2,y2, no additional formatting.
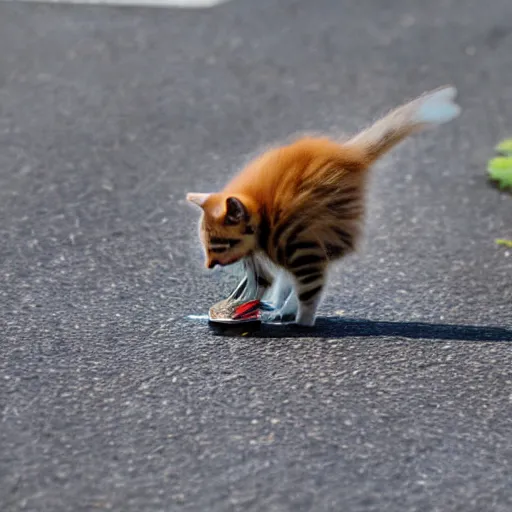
261,307,296,325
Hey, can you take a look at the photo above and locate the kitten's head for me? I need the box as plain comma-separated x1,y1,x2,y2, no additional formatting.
186,192,260,269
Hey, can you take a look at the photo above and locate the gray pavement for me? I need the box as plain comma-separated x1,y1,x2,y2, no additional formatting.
1,0,512,510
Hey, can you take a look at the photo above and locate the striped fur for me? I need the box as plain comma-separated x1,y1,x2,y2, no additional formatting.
187,86,460,325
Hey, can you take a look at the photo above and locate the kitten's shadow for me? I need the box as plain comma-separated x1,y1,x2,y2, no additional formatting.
209,316,512,342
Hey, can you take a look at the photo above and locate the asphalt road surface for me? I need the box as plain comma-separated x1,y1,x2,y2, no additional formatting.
1,0,512,511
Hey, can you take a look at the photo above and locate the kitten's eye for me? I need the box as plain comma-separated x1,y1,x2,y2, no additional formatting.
244,225,255,235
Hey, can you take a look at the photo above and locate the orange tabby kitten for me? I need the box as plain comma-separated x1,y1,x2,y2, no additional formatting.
187,86,460,326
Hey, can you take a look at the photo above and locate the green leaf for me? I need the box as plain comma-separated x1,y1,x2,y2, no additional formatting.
496,239,512,248
487,156,512,189
495,138,512,156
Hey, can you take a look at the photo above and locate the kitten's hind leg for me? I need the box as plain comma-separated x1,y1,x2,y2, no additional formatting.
292,266,326,326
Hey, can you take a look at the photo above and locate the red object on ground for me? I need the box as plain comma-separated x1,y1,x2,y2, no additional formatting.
232,300,261,321
209,298,262,324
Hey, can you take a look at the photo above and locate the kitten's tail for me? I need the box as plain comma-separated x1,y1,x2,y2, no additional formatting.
347,86,461,164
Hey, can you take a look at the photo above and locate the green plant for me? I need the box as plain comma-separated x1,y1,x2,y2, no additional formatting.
488,138,512,190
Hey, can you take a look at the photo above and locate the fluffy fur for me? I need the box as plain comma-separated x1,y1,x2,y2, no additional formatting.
187,86,461,326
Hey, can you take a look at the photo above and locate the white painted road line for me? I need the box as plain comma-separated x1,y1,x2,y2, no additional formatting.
2,0,231,7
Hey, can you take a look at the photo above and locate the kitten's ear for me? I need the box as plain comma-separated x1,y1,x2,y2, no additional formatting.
225,196,248,225
186,193,210,208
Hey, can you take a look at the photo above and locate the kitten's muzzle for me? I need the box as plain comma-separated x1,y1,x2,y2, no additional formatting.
207,260,219,269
